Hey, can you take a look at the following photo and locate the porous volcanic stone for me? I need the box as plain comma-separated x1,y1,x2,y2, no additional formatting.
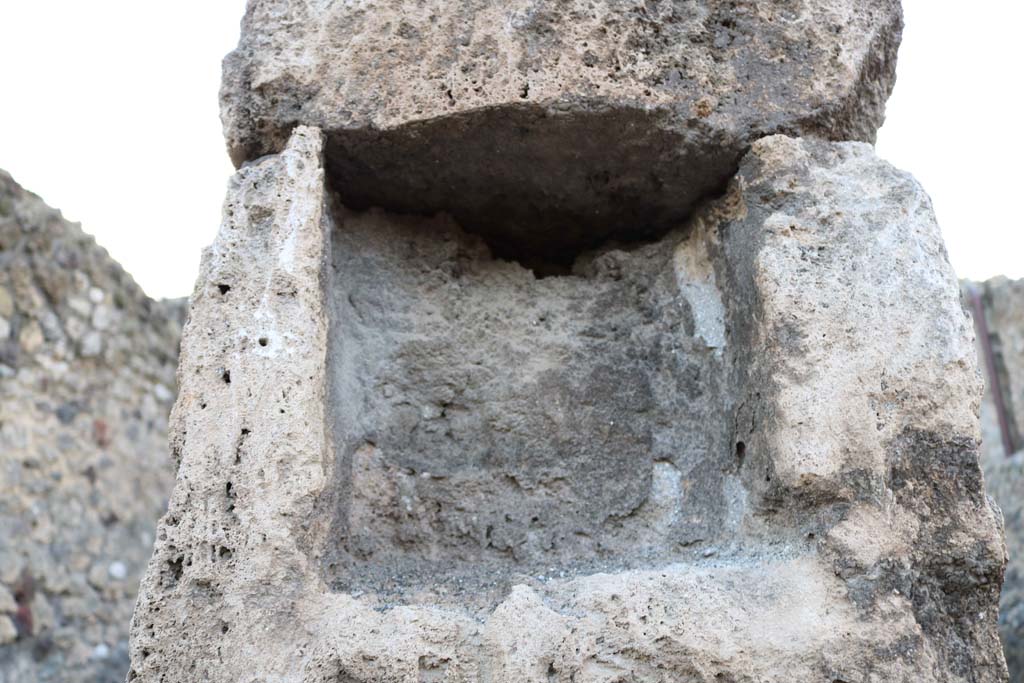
0,171,183,683
127,128,1006,682
221,0,902,266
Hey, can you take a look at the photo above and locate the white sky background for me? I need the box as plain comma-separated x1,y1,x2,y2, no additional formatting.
0,0,1021,299
0,1,246,300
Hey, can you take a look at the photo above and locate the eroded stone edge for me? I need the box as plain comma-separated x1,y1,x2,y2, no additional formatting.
128,130,1008,682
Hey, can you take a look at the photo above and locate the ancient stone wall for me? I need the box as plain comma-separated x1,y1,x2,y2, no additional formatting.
0,171,182,683
971,277,1024,683
127,1,1008,681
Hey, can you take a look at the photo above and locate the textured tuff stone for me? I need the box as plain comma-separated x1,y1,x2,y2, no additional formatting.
0,171,183,683
221,0,902,266
970,277,1024,682
127,129,1006,682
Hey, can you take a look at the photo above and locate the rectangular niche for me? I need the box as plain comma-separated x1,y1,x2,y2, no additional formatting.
318,198,741,606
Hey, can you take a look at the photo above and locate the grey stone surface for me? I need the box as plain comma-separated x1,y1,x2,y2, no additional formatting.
221,0,901,267
988,452,1024,683
128,128,1006,681
970,277,1024,683
0,171,183,683
322,202,732,596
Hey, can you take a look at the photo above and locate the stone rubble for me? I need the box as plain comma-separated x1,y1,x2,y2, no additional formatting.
0,170,183,683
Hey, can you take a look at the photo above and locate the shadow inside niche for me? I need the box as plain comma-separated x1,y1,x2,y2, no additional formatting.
323,103,740,270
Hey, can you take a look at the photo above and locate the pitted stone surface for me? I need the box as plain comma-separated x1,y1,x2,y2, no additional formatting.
0,171,183,682
127,129,1006,682
221,0,902,265
321,204,733,600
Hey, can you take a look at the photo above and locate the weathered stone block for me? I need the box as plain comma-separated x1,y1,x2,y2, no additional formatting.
127,128,1006,682
221,0,901,267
